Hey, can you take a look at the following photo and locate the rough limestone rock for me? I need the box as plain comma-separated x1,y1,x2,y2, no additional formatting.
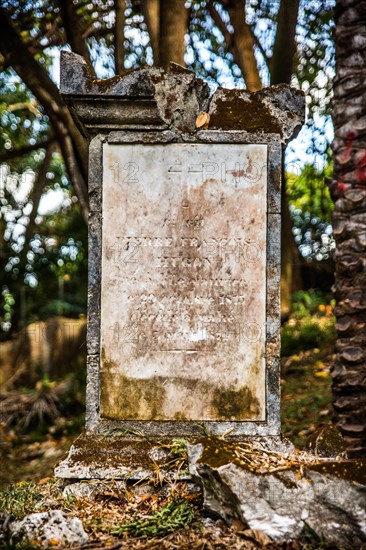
305,424,347,457
63,480,125,500
10,510,88,547
188,441,366,547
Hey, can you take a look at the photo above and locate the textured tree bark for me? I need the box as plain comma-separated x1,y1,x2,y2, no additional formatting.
331,0,366,457
114,0,126,74
159,0,188,69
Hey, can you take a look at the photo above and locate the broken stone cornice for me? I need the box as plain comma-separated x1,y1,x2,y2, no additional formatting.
208,85,305,144
60,50,159,97
60,51,210,133
60,51,304,140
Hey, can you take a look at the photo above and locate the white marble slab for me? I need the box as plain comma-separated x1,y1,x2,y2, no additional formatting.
100,143,267,421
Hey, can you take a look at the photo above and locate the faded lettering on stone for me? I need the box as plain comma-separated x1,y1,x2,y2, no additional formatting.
100,143,267,421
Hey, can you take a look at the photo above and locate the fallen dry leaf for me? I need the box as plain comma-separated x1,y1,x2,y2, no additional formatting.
137,493,152,504
241,528,272,546
196,112,210,128
231,519,246,532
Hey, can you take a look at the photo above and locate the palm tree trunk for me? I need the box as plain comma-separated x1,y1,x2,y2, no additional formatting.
331,0,366,457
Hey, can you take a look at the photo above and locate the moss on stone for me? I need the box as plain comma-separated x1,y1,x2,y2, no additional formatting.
195,436,366,485
209,90,282,133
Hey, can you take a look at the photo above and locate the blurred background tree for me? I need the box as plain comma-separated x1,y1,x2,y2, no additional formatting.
0,0,335,338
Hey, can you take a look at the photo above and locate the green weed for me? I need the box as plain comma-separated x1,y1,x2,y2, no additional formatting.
110,498,195,538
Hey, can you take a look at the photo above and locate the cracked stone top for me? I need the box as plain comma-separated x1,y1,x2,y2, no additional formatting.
60,51,305,141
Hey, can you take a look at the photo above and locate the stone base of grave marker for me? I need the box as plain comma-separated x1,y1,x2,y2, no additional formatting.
55,52,304,481
55,434,295,481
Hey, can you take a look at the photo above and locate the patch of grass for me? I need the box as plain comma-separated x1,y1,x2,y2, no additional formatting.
159,438,189,473
281,347,333,449
0,482,43,519
110,498,196,538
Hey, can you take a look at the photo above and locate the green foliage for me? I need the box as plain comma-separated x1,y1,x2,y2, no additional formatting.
281,290,336,356
1,195,87,337
291,289,334,316
287,157,334,261
0,68,49,172
161,438,189,473
0,58,87,338
169,438,188,457
110,498,195,538
287,160,333,218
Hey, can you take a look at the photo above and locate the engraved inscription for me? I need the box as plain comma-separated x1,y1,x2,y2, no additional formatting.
100,143,268,421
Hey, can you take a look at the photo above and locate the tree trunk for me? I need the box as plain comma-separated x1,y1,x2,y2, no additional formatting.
158,0,188,69
331,0,366,457
270,0,302,314
114,0,126,74
271,0,300,85
60,0,95,73
19,143,55,271
227,0,261,91
142,0,160,64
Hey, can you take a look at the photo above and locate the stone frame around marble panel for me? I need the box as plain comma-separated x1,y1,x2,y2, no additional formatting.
86,130,281,438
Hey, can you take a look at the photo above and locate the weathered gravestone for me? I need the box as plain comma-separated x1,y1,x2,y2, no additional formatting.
55,52,304,480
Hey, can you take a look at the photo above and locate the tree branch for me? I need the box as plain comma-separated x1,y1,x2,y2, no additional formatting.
58,133,89,224
59,0,95,74
19,142,55,270
207,1,235,52
159,0,189,69
207,1,246,75
0,8,89,222
208,1,262,91
249,24,271,67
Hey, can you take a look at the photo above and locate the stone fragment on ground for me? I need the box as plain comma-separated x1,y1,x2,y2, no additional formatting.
305,424,347,457
188,438,366,547
9,509,88,547
63,479,125,500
